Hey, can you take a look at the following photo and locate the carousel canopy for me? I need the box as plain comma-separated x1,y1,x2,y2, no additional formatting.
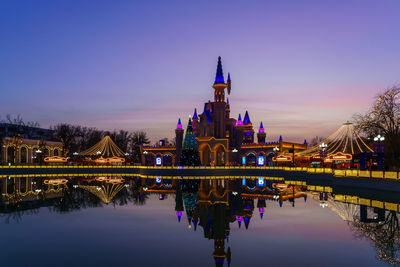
297,122,373,157
79,136,125,157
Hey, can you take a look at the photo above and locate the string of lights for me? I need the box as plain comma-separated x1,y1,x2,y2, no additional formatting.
79,136,125,157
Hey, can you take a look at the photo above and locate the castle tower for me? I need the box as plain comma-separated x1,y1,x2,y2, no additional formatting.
225,98,230,119
242,111,254,143
234,114,244,147
212,57,228,138
175,118,184,161
257,122,266,144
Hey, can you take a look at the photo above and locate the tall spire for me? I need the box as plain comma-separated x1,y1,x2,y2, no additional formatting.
193,108,198,119
243,111,251,124
214,56,225,84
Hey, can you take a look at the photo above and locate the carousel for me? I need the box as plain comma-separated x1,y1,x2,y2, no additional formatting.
295,122,373,168
78,136,126,166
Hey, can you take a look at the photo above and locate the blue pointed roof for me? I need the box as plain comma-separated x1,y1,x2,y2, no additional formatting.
227,72,231,81
279,135,282,141
177,118,182,129
304,139,307,144
214,56,225,84
193,108,198,119
226,98,229,104
243,111,251,124
259,122,264,133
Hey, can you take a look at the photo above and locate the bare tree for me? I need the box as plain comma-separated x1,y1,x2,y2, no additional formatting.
350,211,400,264
354,86,400,169
310,136,325,147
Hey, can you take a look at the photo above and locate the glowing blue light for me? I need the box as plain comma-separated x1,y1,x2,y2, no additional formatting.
258,178,264,186
242,157,246,165
156,177,162,183
156,157,162,165
257,156,265,166
242,178,246,185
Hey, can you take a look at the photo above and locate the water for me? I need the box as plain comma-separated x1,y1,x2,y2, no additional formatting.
0,176,398,266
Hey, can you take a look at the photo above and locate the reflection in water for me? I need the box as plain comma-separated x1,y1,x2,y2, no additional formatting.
0,176,399,265
351,210,400,264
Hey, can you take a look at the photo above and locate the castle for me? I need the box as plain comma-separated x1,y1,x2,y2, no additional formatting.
141,57,307,166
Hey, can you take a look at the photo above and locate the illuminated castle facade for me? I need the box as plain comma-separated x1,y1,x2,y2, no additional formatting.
141,57,307,166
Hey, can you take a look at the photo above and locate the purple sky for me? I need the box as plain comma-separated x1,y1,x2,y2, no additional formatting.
1,1,399,143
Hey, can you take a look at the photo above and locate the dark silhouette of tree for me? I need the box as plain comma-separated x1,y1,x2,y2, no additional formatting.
350,211,400,264
51,124,81,156
131,131,150,161
354,86,400,169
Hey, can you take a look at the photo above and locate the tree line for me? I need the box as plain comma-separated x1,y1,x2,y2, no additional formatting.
51,123,150,161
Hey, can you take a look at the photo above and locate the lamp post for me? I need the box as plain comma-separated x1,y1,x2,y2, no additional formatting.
373,135,385,170
319,142,327,168
36,149,42,165
273,147,279,166
232,148,238,166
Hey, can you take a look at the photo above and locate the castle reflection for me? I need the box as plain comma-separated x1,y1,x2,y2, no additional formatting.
0,176,399,265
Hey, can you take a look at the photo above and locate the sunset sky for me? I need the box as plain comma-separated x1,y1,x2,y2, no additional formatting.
1,0,399,143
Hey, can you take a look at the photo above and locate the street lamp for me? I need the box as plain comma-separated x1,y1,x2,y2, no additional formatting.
374,134,385,142
319,142,328,168
373,134,385,170
143,151,148,155
273,147,280,166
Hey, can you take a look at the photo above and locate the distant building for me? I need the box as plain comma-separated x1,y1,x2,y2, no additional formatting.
0,123,55,140
0,123,62,164
141,57,307,166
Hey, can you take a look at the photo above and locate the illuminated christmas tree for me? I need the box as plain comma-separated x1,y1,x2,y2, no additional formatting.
179,118,201,166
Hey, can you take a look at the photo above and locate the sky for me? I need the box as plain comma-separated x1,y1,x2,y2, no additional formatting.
1,0,400,143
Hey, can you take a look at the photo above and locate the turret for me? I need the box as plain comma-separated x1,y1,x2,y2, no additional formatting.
212,56,227,103
227,73,231,95
225,98,230,119
242,111,254,144
257,122,266,144
213,239,226,267
234,114,244,148
257,198,266,219
236,114,243,126
192,109,199,136
212,57,228,138
175,118,184,161
175,181,184,222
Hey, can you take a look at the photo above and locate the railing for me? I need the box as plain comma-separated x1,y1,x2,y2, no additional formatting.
0,165,399,180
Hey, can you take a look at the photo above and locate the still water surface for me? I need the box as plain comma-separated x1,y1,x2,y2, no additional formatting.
0,176,398,266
